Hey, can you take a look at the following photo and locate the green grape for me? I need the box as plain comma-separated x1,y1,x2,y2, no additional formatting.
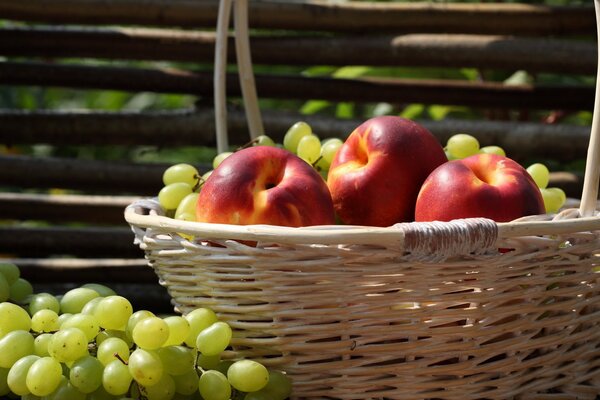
526,163,550,189
0,367,9,396
94,296,133,330
0,330,35,368
60,288,100,315
175,193,200,219
43,375,86,400
199,170,213,190
171,369,199,395
29,292,61,315
80,297,103,315
9,278,33,303
214,360,234,376
479,145,506,157
321,138,343,164
7,355,39,395
0,274,9,302
255,135,275,147
26,356,63,396
262,370,293,400
69,355,103,393
97,337,130,366
541,187,567,214
283,121,312,153
196,321,232,356
197,353,221,370
144,373,176,400
87,385,115,400
227,359,269,392
296,134,321,164
57,313,73,326
81,283,117,297
48,327,89,363
102,359,132,396
132,316,169,350
163,315,191,346
156,345,195,376
0,262,19,284
199,370,231,400
184,308,218,347
61,313,100,342
163,163,200,187
31,309,60,333
446,133,480,159
159,182,194,211
33,333,52,357
212,152,233,170
21,394,42,400
126,309,156,342
128,348,163,387
96,329,133,348
0,301,31,332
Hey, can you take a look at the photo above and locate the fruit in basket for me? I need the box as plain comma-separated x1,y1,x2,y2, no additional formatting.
415,153,545,222
196,146,335,226
327,116,447,226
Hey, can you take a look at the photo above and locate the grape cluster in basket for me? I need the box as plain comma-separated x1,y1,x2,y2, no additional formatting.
0,262,292,400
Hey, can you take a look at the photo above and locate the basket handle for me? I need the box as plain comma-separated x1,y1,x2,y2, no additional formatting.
579,0,600,217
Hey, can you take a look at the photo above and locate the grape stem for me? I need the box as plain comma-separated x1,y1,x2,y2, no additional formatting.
114,352,129,365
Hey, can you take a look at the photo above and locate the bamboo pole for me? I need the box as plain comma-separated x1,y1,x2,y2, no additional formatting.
214,0,233,154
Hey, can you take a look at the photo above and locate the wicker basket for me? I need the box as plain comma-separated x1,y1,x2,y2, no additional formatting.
125,1,600,398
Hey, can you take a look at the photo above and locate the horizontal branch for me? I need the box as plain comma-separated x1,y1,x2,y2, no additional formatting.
0,61,594,110
0,0,593,35
1,27,596,74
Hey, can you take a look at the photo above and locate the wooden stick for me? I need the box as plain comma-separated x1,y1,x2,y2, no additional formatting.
214,0,233,154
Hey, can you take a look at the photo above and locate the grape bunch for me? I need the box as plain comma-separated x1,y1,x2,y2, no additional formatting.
443,133,567,214
0,262,292,400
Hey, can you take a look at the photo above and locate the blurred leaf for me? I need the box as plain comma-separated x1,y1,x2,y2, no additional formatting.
335,102,355,119
300,100,331,115
504,70,534,86
333,66,371,79
400,104,425,119
372,102,394,116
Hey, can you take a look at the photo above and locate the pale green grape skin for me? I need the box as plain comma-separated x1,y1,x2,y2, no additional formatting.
144,373,176,400
80,297,103,316
0,302,31,332
283,121,312,154
446,133,480,159
0,330,35,368
262,370,293,400
57,313,73,326
227,359,269,393
196,321,232,356
0,274,10,302
96,329,133,348
43,376,86,400
60,288,100,314
183,308,218,347
102,360,133,396
26,356,63,396
0,367,9,396
81,283,117,297
297,134,321,164
212,152,234,170
156,345,195,376
69,355,104,394
7,354,39,395
159,183,194,211
128,348,164,387
526,163,550,189
199,170,213,190
33,333,52,357
479,145,506,157
48,327,89,363
97,337,130,366
61,313,100,342
31,309,60,333
199,370,231,400
163,316,191,346
87,385,116,400
29,293,61,315
214,360,234,376
0,262,20,284
255,135,275,147
163,163,200,187
540,187,567,214
197,353,221,370
94,296,133,330
321,138,343,164
175,193,200,220
126,310,156,341
132,316,169,350
171,369,199,396
9,278,34,303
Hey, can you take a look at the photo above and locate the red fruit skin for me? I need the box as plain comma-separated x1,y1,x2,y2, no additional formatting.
196,146,335,227
326,116,447,227
415,154,545,222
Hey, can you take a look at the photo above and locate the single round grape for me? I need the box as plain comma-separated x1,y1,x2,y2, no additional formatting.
48,327,89,363
9,278,33,303
540,187,567,214
479,145,506,157
227,359,269,393
0,366,9,396
446,133,480,159
0,274,10,303
163,163,200,187
321,138,343,164
81,283,116,297
198,370,231,400
94,295,133,330
144,373,176,400
43,375,86,400
57,313,73,326
96,329,133,348
102,359,132,396
7,354,40,395
128,348,163,387
31,309,60,333
132,316,169,350
171,369,199,396
126,309,156,341
526,163,550,189
33,333,52,357
163,315,191,346
97,337,130,366
255,135,275,147
69,355,103,394
0,262,19,284
212,152,233,170
196,321,232,356
0,302,31,332
174,193,200,219
158,182,193,211
87,386,115,400
80,297,103,316
26,356,63,396
297,134,321,164
183,308,218,347
262,370,293,400
156,345,195,376
61,313,100,342
0,330,35,368
197,353,221,370
60,288,100,315
283,121,312,154
29,292,61,315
